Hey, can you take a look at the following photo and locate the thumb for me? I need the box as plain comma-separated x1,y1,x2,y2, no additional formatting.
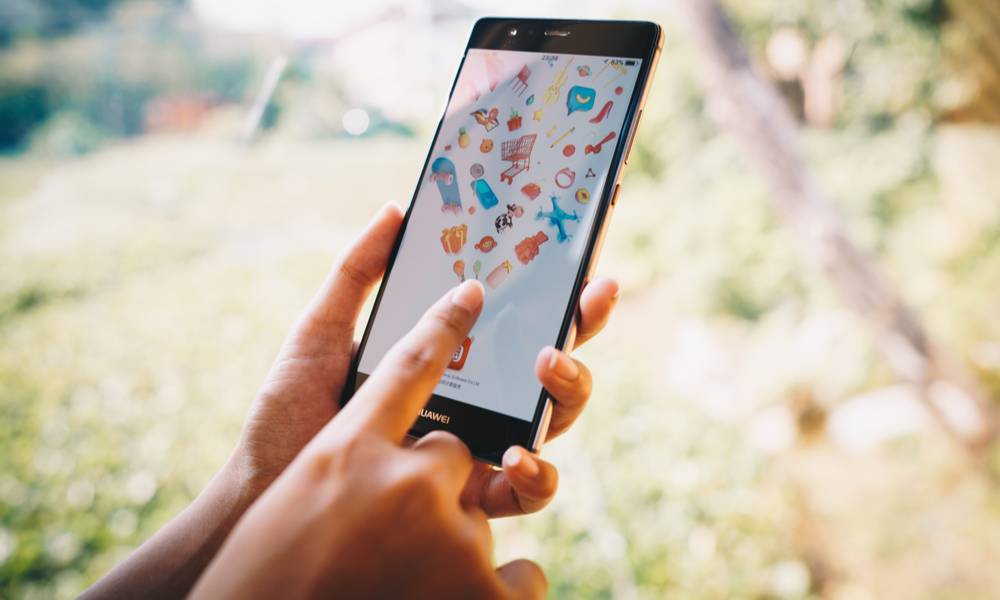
284,203,403,354
496,559,547,599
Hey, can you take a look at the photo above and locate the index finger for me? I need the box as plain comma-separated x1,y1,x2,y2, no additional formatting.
336,279,484,441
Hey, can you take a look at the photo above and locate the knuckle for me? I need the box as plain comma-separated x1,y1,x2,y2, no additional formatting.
336,259,375,290
577,368,593,399
514,465,558,514
541,468,559,503
303,434,367,480
301,447,336,480
534,474,558,502
423,430,471,460
552,363,591,405
394,342,437,378
429,305,466,337
387,464,439,504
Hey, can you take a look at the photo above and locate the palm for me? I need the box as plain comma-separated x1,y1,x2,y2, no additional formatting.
239,332,356,487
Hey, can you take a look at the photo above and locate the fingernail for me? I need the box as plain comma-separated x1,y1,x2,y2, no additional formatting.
505,447,539,477
609,279,621,301
547,347,579,381
451,280,484,312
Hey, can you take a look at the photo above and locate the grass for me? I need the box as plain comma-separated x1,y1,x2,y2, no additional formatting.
2,121,1000,598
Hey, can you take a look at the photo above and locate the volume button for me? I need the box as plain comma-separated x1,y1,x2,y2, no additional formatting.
624,109,642,164
610,183,621,207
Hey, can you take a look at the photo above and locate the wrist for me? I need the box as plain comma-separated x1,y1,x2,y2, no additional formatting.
186,450,266,549
226,433,300,506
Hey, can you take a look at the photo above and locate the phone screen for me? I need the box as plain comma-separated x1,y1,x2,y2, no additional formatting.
357,48,642,422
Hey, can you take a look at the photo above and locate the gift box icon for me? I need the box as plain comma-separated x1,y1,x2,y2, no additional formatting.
440,224,468,255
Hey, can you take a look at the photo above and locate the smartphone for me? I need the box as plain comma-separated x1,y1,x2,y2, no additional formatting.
348,17,662,464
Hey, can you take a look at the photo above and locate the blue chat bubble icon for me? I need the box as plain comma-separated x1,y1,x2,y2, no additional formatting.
566,85,596,115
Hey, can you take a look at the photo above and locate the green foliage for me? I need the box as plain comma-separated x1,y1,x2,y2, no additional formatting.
0,82,49,150
0,0,120,47
28,111,107,156
1,1,1000,598
0,2,255,151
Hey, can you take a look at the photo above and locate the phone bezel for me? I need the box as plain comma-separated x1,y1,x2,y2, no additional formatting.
347,17,662,465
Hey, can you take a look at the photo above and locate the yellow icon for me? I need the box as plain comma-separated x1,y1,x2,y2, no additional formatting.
532,108,545,121
544,57,575,105
549,126,575,148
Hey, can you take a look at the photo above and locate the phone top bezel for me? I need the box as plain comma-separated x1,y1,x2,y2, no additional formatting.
347,17,662,465
468,17,660,59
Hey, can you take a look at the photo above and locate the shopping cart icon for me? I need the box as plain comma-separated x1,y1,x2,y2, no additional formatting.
499,134,537,185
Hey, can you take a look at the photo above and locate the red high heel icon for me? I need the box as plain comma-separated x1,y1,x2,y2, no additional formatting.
589,100,613,124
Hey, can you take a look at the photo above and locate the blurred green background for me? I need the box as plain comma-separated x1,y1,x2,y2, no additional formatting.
2,0,1000,598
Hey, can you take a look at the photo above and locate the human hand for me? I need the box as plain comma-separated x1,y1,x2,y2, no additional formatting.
236,204,619,515
84,204,615,599
459,275,619,517
192,280,546,599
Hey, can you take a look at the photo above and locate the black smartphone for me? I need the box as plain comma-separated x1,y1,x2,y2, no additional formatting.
348,17,662,464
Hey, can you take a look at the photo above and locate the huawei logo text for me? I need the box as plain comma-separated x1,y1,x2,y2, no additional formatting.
419,409,451,424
